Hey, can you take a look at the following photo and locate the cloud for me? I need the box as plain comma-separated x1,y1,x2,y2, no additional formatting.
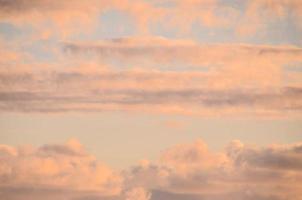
1,0,301,39
0,69,301,116
126,139,302,200
226,140,302,170
0,0,230,36
237,0,302,35
124,187,151,200
0,139,122,198
63,37,302,66
63,37,302,93
1,38,302,117
1,139,302,200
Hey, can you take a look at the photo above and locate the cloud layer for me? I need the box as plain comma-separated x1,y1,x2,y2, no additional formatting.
1,0,301,37
1,37,301,117
1,139,302,200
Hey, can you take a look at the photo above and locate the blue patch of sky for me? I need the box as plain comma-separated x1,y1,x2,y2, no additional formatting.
190,15,301,46
0,22,33,40
217,0,247,10
150,0,176,8
262,14,301,46
0,22,60,63
149,18,179,39
21,38,60,63
283,62,302,72
187,0,301,46
69,9,137,41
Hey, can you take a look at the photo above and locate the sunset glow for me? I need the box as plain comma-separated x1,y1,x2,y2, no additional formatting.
1,1,302,200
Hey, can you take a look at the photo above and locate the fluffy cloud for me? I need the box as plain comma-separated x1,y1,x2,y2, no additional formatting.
124,187,151,200
126,139,302,200
2,139,301,200
0,139,122,199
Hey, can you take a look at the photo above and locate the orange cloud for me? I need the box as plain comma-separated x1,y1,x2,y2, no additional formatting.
0,139,122,196
1,139,302,199
126,139,302,199
1,0,301,38
1,37,301,117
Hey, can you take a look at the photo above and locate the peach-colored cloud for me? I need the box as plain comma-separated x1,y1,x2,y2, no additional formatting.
1,0,300,38
124,187,151,200
1,139,302,199
1,37,302,117
0,68,301,117
0,139,122,196
64,37,302,88
126,139,302,199
0,0,237,37
237,0,302,36
160,139,227,174
0,0,134,37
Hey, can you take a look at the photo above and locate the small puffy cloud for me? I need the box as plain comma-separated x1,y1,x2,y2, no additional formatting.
124,187,151,200
160,139,228,174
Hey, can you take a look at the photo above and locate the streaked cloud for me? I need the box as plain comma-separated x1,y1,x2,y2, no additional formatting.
63,37,302,66
0,37,301,117
0,69,301,116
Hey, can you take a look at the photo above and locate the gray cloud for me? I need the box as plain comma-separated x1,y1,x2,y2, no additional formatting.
227,142,302,171
63,39,302,66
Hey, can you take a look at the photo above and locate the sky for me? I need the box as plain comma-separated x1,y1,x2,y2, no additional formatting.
0,0,302,200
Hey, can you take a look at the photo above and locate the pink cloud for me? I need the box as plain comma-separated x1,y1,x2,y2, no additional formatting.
1,38,302,117
127,139,302,199
1,139,302,199
1,0,301,38
0,139,122,196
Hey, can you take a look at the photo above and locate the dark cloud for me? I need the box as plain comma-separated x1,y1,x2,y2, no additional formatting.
38,144,86,157
228,142,302,171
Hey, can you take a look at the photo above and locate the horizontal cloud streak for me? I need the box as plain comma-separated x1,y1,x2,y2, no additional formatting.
0,69,301,116
1,36,302,117
63,38,302,66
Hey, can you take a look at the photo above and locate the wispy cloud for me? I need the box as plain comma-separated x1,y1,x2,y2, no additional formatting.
1,37,301,117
